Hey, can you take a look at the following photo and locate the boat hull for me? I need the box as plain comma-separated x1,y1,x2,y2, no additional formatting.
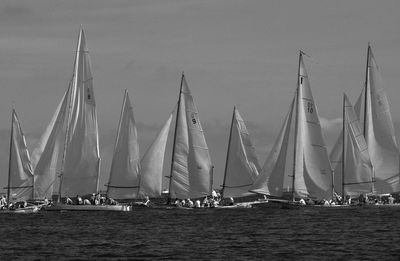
44,204,131,212
0,206,39,214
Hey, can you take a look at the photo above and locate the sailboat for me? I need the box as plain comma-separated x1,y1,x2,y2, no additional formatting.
354,44,400,195
330,93,374,200
1,108,39,213
220,107,261,202
33,27,129,211
106,90,174,205
167,73,213,203
106,90,141,200
250,51,333,206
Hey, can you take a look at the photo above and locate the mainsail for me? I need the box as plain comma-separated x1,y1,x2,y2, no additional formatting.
250,52,333,200
330,94,373,197
295,53,333,200
31,88,69,199
360,44,400,193
221,107,261,198
60,27,101,197
7,109,34,203
168,73,212,199
107,90,140,199
139,112,173,198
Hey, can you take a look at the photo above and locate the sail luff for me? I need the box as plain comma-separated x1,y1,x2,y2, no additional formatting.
221,106,236,199
167,74,184,203
341,93,346,200
291,51,303,201
7,108,14,206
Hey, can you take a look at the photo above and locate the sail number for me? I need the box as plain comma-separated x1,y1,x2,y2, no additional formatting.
307,102,314,114
191,113,197,124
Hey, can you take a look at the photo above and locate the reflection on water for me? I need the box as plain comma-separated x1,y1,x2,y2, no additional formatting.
0,207,399,260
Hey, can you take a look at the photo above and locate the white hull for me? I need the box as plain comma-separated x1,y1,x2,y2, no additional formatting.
44,204,131,212
0,206,39,214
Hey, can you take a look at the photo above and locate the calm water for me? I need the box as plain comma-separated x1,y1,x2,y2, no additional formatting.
0,206,399,260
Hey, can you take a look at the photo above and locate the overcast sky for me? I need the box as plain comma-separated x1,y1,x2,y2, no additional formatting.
1,0,400,193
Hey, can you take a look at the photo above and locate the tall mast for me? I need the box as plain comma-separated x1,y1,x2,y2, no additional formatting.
7,108,15,206
57,28,84,203
363,43,371,137
341,93,346,201
221,106,236,199
167,72,185,203
291,51,302,202
57,81,73,203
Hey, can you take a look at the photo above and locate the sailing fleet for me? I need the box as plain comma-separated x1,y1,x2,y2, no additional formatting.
2,27,400,213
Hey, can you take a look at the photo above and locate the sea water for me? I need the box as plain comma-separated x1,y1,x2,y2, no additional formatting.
0,206,399,260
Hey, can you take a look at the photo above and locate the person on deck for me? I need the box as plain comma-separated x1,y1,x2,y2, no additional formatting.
0,195,7,209
202,196,209,208
143,196,150,207
299,198,306,205
194,200,201,208
388,194,395,204
66,197,73,205
76,195,83,205
187,198,194,208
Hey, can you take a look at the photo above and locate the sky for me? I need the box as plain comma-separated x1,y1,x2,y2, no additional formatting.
1,0,400,194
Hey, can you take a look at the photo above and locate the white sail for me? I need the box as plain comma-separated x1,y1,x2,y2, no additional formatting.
296,55,333,200
169,74,212,199
363,45,400,193
61,28,101,197
31,88,69,199
250,96,295,197
139,112,173,198
330,94,373,196
107,91,140,199
221,107,261,198
8,109,34,202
